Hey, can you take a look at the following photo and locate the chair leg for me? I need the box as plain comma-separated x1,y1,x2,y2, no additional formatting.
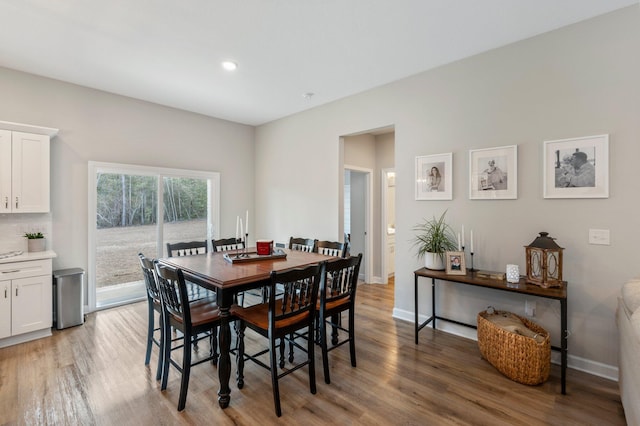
320,314,331,384
210,326,219,366
349,309,357,367
145,300,154,365
279,337,286,368
161,314,171,390
156,312,164,381
236,321,245,389
331,313,340,346
270,336,282,417
288,332,295,363
178,331,192,411
307,324,317,395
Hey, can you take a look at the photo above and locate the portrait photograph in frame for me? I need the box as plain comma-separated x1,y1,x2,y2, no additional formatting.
445,251,466,275
415,152,452,200
543,134,609,199
469,145,518,200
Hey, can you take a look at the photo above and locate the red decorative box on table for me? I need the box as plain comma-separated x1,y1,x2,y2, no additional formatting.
256,240,273,255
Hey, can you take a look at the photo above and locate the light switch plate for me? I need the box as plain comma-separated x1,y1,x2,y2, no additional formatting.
589,229,610,245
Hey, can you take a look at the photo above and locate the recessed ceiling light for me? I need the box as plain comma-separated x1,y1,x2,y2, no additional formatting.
221,61,237,71
302,92,314,99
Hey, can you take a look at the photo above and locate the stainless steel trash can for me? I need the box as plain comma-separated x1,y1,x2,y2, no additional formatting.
53,268,84,329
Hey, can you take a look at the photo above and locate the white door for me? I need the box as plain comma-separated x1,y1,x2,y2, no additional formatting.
0,280,10,339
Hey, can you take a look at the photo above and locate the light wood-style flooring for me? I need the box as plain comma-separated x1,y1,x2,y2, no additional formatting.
0,279,627,425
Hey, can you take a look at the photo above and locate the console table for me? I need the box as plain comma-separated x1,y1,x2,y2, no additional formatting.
414,267,568,394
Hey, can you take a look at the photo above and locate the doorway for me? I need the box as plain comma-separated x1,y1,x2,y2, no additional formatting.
341,127,395,284
344,167,372,283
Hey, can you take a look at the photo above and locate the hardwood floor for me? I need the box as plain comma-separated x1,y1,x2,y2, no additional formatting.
0,279,627,425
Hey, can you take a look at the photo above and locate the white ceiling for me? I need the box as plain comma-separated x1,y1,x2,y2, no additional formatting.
0,0,637,126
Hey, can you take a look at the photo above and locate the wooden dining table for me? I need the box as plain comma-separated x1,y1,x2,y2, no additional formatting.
159,248,333,408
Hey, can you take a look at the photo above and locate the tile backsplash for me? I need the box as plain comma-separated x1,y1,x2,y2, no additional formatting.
0,213,52,252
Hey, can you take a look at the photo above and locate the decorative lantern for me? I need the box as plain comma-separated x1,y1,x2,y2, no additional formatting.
525,232,564,288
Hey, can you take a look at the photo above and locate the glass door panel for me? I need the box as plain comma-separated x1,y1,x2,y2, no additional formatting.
95,173,157,307
162,177,209,256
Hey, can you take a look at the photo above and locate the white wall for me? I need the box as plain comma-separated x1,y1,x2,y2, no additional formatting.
0,67,255,273
256,5,640,376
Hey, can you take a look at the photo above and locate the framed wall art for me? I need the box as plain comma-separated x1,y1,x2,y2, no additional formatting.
445,251,466,275
415,152,452,200
543,134,609,199
469,145,518,200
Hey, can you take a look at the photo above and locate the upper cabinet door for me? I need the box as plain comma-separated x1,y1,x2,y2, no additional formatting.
0,130,11,213
11,131,50,213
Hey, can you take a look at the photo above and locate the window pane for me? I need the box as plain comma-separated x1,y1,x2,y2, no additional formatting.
163,177,208,255
95,173,157,306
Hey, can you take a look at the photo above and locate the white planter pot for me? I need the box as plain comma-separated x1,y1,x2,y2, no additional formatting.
27,238,46,252
424,252,445,270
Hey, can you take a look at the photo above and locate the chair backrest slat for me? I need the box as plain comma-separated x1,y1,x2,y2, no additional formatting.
153,261,190,324
166,241,208,257
269,263,324,325
323,253,362,306
289,237,317,253
139,253,161,301
316,240,347,258
212,238,245,252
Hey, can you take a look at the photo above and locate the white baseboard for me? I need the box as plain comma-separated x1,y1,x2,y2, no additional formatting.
392,307,619,382
0,328,52,349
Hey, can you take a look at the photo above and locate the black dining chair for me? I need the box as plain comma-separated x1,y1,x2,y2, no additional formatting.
232,262,325,417
315,240,348,258
153,260,222,411
139,253,165,381
166,240,215,301
317,253,362,384
289,237,317,253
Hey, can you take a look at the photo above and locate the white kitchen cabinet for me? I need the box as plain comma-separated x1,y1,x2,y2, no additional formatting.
0,258,53,346
0,121,58,213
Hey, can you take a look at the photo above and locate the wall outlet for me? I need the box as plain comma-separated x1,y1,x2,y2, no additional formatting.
525,300,536,317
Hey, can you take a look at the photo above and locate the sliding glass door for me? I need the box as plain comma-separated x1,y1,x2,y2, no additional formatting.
88,162,219,310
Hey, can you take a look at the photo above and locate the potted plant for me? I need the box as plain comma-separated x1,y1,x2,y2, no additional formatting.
24,232,46,252
412,210,457,270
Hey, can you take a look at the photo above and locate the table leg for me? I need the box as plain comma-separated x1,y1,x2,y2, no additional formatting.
561,298,568,395
217,305,232,408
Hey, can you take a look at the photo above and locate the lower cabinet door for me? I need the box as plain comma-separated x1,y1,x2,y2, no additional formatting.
0,280,10,339
12,275,52,336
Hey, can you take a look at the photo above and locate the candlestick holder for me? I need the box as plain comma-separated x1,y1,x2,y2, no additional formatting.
469,252,475,271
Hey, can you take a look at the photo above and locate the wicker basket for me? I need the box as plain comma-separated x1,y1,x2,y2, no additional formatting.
477,310,551,385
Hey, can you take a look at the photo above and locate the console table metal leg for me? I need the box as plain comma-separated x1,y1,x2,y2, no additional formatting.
415,274,419,344
431,278,436,329
561,298,568,394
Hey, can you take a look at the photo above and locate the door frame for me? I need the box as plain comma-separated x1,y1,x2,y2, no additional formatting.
343,164,372,284
381,168,395,283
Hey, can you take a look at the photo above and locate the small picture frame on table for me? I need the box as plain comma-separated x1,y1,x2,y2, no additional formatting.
445,251,466,275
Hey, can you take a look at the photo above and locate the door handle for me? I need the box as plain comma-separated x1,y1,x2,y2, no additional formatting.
4,196,7,209
15,196,19,209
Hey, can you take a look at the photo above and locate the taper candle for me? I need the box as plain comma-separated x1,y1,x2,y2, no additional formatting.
245,210,249,235
457,233,461,251
461,224,465,247
470,230,474,253
235,216,239,240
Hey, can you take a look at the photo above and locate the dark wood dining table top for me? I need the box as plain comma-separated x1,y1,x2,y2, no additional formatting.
160,248,334,291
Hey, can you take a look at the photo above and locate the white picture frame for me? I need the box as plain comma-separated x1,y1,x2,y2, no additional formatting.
543,134,609,199
469,145,518,200
415,153,452,200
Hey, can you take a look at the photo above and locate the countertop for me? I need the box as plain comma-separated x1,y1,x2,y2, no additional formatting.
0,250,57,264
